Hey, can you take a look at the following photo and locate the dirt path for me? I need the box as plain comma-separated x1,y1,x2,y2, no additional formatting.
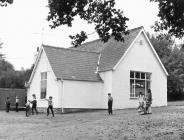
1,104,184,140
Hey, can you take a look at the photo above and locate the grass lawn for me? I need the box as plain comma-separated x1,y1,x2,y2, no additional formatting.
1,102,184,140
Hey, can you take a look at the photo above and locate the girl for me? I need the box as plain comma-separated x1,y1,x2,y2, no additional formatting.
137,92,144,112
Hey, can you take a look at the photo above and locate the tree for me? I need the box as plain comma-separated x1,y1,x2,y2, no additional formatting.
164,46,184,100
0,0,129,47
0,0,13,6
150,0,184,38
148,33,173,59
149,33,184,100
0,59,34,89
48,0,129,47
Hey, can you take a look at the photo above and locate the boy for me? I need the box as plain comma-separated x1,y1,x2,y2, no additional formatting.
108,93,113,115
29,94,38,115
15,96,19,112
25,101,31,117
5,97,10,113
44,96,54,117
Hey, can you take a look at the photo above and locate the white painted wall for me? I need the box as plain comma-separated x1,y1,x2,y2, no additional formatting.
99,71,113,108
111,32,167,109
27,49,62,108
62,80,103,108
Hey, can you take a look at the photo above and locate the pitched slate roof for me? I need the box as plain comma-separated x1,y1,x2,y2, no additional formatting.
73,26,143,71
43,45,102,82
42,26,143,82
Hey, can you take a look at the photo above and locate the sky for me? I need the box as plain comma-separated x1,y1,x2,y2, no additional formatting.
0,0,159,70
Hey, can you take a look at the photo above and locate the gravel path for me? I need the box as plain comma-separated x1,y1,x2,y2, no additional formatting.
1,103,184,140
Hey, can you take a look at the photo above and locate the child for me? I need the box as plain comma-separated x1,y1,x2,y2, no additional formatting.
107,93,113,115
44,96,54,117
137,92,145,112
15,96,19,112
25,101,31,117
5,97,10,112
29,94,38,115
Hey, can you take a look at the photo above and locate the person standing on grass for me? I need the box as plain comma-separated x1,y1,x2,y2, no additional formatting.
44,96,54,117
108,93,113,115
15,96,19,112
5,97,10,113
29,94,38,115
25,101,31,117
146,89,152,114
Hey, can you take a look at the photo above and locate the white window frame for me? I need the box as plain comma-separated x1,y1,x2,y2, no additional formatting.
130,71,151,98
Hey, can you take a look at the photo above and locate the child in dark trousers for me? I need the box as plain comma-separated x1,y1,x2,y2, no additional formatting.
5,97,10,112
25,101,31,117
108,93,113,115
44,96,54,117
29,94,38,115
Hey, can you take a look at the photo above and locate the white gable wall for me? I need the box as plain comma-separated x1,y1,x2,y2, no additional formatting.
62,80,103,108
112,32,167,109
27,50,62,108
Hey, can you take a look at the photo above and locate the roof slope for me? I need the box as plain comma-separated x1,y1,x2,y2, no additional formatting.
43,45,102,82
73,26,143,71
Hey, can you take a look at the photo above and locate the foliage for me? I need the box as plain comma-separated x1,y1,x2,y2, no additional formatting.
149,33,184,100
150,0,184,38
47,0,129,47
164,46,184,100
0,0,129,47
0,0,13,6
0,60,34,89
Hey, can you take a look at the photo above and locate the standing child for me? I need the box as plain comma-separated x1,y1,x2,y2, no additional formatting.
5,97,10,113
29,94,38,115
25,101,31,117
44,96,54,117
108,93,113,115
15,96,19,112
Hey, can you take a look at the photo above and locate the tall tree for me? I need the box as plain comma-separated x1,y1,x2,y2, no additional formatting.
150,0,184,38
47,0,129,47
0,0,129,47
0,0,12,6
149,33,184,100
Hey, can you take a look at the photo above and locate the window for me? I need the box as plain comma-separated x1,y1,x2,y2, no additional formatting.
130,71,151,98
40,72,47,99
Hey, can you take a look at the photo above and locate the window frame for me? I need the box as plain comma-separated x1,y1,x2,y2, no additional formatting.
130,71,151,98
40,72,47,99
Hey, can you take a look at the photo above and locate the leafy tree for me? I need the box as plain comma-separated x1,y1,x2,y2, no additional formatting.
48,0,129,47
150,0,184,38
0,0,129,47
0,59,34,89
0,0,13,6
148,33,173,59
164,46,184,100
149,33,184,100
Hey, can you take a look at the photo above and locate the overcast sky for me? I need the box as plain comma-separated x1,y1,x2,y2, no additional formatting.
0,0,159,70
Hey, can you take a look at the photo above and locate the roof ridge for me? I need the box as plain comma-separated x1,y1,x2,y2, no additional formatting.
74,26,144,48
42,44,100,54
